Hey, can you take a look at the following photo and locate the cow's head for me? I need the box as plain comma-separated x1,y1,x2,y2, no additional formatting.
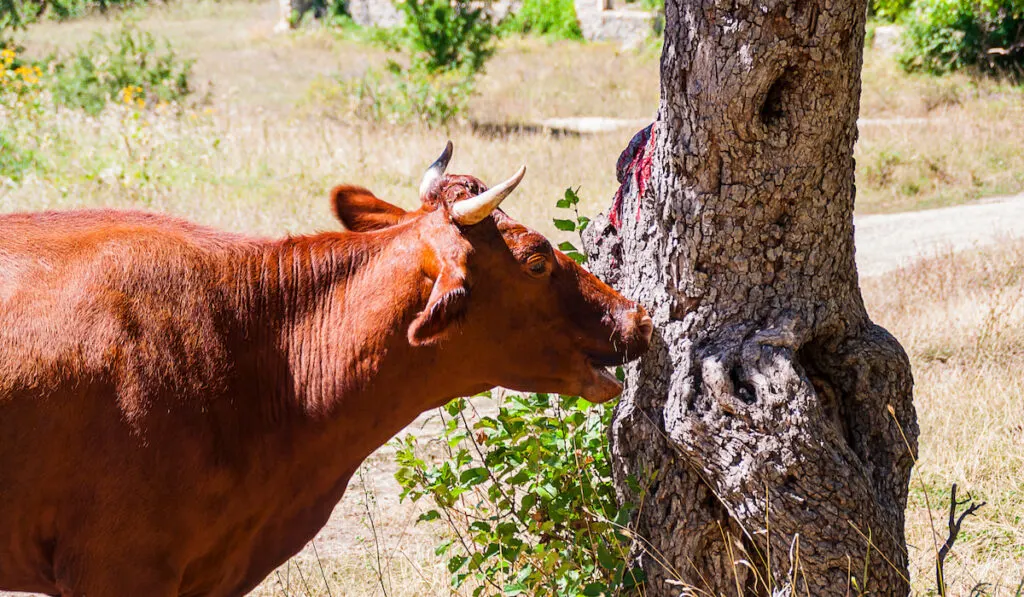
331,142,652,403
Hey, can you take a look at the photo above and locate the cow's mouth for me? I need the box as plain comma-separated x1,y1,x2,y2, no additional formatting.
587,359,621,384
581,356,624,403
586,350,632,368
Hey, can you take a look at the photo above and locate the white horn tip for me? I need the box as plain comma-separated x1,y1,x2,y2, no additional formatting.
450,164,528,226
419,141,455,197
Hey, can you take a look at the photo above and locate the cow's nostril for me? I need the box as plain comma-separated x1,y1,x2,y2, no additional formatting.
619,305,653,345
638,314,654,342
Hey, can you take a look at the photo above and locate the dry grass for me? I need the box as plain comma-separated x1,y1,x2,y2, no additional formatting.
6,2,1024,236
8,1,660,243
856,35,1024,213
3,2,1024,595
864,242,1024,595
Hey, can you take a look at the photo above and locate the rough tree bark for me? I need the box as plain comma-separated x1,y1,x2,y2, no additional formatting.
585,0,919,595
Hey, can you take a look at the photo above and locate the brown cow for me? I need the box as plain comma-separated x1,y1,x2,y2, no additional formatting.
0,142,651,596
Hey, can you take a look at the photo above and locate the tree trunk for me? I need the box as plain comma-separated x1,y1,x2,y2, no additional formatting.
585,0,919,595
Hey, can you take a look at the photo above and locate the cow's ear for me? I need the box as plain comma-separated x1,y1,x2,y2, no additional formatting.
408,267,469,347
332,185,408,232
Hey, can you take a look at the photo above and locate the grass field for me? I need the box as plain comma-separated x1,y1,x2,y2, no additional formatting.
5,0,1024,232
2,1,1023,595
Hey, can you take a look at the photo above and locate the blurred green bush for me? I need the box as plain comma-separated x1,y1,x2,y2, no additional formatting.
899,0,1024,77
49,26,193,115
500,0,582,40
870,0,916,21
2,0,145,37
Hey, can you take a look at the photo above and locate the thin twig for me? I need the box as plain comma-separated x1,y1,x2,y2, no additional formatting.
275,570,291,597
358,467,390,597
294,556,315,597
311,541,333,597
936,483,985,596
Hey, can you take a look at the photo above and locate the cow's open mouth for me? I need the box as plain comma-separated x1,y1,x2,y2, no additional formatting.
581,356,624,403
588,360,620,384
586,352,628,368
586,352,624,380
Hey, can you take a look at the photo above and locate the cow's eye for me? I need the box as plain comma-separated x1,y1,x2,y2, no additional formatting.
526,255,548,276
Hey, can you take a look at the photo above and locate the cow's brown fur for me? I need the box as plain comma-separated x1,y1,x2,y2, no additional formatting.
0,176,650,596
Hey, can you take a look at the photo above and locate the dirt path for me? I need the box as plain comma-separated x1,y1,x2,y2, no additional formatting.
854,192,1024,277
5,193,1024,596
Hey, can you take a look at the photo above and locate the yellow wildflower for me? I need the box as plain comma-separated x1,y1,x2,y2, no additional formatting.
0,48,15,67
14,66,38,85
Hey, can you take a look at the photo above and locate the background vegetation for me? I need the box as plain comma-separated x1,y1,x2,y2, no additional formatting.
869,0,1024,77
2,0,1024,595
499,0,582,41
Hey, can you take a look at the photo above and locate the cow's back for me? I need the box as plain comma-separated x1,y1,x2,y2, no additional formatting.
0,210,256,593
0,210,247,406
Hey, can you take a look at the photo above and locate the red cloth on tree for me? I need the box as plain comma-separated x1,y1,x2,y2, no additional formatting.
610,123,655,230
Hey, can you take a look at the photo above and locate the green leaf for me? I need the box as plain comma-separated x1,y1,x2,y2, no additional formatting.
597,543,618,570
447,554,468,573
557,240,577,252
506,470,530,485
552,218,576,231
459,466,490,485
418,509,441,522
445,397,467,416
468,520,492,534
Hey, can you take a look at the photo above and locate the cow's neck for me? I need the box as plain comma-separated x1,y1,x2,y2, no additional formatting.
236,226,460,466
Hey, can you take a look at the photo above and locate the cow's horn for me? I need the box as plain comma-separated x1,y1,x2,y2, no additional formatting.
451,165,527,226
419,140,454,197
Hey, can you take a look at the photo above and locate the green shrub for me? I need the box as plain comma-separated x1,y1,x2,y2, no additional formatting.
306,63,474,126
0,128,40,182
870,0,915,21
899,0,1024,77
1,44,47,183
394,392,644,596
392,191,644,596
393,0,496,75
313,0,497,126
501,0,582,40
294,0,350,27
1,0,144,37
49,26,193,115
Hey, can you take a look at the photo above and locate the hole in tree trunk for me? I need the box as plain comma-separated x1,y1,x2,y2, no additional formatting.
729,364,756,404
688,366,704,412
797,344,860,460
759,68,798,129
